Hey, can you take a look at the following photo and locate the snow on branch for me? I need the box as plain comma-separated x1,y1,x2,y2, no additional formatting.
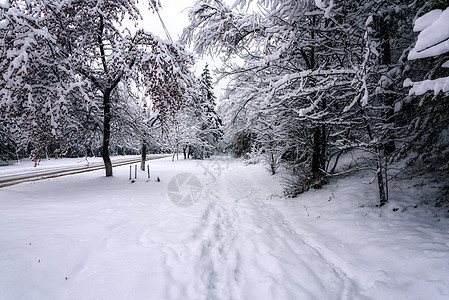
404,77,449,96
405,7,449,96
408,7,449,60
270,69,356,90
182,0,264,56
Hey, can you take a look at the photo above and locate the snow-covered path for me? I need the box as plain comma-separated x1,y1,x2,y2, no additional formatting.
183,167,363,300
0,157,448,299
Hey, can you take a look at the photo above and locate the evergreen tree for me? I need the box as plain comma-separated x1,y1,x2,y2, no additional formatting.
192,64,222,159
402,2,449,170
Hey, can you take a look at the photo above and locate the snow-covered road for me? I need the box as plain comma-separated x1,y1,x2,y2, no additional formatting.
0,155,169,188
0,157,448,299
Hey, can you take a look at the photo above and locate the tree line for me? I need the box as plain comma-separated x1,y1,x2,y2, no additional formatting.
1,0,448,206
0,0,221,176
182,0,449,205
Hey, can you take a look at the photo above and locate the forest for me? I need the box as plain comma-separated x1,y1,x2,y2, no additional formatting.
1,0,448,206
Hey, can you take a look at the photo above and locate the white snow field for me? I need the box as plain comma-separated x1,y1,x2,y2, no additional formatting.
0,156,448,300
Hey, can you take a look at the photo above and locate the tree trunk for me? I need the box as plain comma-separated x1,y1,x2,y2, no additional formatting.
376,17,393,205
377,16,396,155
312,126,321,179
188,146,192,159
102,90,113,177
365,117,388,206
320,97,327,170
141,142,146,171
309,17,325,181
377,150,387,207
270,152,276,175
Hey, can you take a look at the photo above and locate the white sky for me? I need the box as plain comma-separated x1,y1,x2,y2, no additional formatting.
137,0,228,99
139,0,192,41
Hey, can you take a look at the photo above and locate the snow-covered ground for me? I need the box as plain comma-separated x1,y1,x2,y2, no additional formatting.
0,156,448,299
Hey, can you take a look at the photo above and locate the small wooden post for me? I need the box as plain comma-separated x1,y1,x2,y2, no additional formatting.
147,165,150,179
135,164,137,179
129,166,132,180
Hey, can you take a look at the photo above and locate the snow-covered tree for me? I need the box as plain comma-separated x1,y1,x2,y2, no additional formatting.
0,0,195,176
400,2,449,170
0,123,16,160
184,0,427,204
405,6,449,95
184,0,366,185
162,65,222,161
190,64,222,159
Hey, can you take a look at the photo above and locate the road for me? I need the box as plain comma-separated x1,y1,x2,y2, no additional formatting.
0,154,169,188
